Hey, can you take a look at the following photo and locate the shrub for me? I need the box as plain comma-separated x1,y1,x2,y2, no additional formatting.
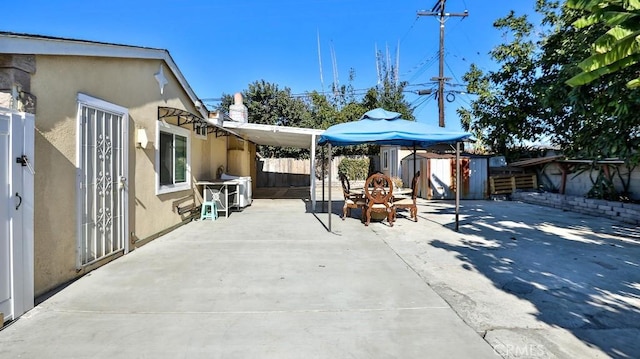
338,157,370,180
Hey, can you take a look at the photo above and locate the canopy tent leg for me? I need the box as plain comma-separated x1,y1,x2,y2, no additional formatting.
321,145,325,212
455,141,460,231
328,143,332,232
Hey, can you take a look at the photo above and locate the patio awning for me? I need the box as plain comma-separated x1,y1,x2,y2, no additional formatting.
158,106,235,137
222,121,324,149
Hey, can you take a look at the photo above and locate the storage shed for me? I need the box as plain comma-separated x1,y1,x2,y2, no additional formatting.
401,152,489,200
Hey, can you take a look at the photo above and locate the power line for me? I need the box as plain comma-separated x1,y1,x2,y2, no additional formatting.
417,0,468,127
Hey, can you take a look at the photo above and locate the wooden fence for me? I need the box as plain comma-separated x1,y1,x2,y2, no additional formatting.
256,156,362,187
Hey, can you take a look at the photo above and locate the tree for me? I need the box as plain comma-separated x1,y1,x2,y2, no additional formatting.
565,0,640,88
459,0,639,199
219,64,416,158
220,80,311,158
363,52,415,121
457,10,546,157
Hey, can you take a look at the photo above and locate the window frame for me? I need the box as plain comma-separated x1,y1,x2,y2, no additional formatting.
382,149,389,170
193,121,207,139
156,121,191,195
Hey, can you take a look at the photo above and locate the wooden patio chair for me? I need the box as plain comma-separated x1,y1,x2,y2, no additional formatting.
363,172,395,227
339,172,366,220
393,171,420,222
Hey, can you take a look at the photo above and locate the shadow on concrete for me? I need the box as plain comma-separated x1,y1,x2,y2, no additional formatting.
427,201,640,358
253,186,312,199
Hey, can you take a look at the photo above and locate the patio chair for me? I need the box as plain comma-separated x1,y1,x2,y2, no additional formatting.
339,172,366,220
363,172,395,227
394,171,420,222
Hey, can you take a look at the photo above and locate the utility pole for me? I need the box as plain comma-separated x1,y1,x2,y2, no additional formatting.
418,0,467,127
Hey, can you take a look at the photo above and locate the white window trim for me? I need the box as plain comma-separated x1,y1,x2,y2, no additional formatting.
156,120,191,195
390,147,398,177
77,93,128,115
382,149,389,170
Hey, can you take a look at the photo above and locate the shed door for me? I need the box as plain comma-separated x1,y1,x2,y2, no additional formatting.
77,95,129,268
430,159,452,199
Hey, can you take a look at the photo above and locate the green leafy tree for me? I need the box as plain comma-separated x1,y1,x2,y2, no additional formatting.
220,80,311,158
363,53,415,121
538,1,639,198
565,0,640,88
459,0,639,199
457,10,546,157
220,63,415,159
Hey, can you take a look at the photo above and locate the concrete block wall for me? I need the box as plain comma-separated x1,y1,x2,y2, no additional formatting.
512,192,640,226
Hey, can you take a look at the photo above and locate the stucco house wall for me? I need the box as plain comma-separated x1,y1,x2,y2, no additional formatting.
0,32,263,302
26,54,233,295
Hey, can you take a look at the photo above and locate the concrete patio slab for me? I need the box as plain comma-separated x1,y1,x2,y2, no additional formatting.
1,195,638,358
0,198,497,359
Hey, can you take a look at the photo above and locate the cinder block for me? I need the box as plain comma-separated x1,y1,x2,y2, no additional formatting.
623,202,640,210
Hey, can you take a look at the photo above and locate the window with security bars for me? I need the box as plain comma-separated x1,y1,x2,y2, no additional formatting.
193,121,207,138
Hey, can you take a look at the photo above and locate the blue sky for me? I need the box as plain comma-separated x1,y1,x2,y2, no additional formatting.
2,0,540,130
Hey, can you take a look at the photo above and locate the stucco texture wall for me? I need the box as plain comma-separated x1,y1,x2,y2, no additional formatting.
29,55,229,296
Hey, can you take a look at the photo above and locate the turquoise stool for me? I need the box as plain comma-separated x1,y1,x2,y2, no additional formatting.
200,201,218,221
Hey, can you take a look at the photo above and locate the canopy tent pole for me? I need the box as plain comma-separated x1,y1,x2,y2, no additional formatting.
321,145,325,212
455,141,460,231
328,143,332,232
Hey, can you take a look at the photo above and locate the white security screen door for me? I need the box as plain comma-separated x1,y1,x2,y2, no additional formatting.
77,94,128,267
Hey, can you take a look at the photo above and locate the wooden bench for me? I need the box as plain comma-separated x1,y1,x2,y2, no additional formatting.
490,174,537,196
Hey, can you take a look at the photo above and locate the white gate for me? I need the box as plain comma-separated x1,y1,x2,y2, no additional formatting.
76,94,128,268
0,109,35,322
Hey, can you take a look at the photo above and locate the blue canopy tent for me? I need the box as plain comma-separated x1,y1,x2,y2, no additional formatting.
317,108,472,232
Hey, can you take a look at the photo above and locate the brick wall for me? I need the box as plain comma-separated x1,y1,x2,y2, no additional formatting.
512,192,640,225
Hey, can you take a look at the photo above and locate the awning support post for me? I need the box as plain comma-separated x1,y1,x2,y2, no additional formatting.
310,134,317,211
